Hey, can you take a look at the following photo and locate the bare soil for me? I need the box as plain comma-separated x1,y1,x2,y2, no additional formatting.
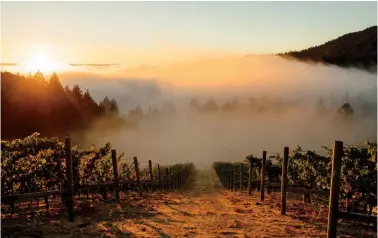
1,170,376,237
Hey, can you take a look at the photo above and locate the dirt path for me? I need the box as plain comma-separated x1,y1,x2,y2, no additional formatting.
88,170,330,237
155,169,244,237
9,170,375,238
138,170,324,238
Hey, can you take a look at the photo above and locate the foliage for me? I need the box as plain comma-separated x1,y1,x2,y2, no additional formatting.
338,103,354,117
279,26,377,72
1,133,125,194
213,140,377,209
1,133,194,196
1,71,122,139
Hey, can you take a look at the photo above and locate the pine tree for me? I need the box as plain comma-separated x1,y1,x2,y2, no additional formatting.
201,99,218,113
109,98,119,115
338,103,354,117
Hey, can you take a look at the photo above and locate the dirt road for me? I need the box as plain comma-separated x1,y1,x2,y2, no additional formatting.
7,170,374,238
129,169,325,238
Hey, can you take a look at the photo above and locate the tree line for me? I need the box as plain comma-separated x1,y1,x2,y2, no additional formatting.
1,71,121,139
278,26,377,72
2,71,375,139
126,95,372,122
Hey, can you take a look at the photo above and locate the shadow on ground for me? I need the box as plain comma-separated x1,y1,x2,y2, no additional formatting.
1,189,188,238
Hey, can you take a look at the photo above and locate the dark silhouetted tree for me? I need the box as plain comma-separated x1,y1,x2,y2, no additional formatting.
128,105,144,121
201,99,218,113
338,103,354,117
1,71,119,139
109,98,120,116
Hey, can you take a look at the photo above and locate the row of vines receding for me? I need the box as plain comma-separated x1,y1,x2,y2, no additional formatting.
1,132,190,196
213,140,377,211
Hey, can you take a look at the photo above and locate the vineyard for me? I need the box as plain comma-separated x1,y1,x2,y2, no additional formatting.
1,133,194,223
1,133,377,237
212,140,377,236
213,141,377,210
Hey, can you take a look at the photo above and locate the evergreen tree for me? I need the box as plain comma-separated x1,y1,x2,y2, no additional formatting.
128,105,144,121
0,71,119,139
338,103,354,117
201,99,218,113
109,98,120,115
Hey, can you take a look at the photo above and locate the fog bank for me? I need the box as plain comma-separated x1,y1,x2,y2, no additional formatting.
60,55,377,168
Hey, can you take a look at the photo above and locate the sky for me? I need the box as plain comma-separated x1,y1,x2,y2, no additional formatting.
1,1,377,72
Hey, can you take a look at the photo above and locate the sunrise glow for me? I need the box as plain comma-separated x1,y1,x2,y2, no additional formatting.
24,52,65,73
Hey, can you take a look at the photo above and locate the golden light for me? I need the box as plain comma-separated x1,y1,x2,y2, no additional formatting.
25,52,65,73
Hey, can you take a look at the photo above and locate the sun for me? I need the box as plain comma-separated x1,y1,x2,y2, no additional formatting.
25,52,63,73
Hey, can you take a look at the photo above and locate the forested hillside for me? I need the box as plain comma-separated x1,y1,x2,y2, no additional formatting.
1,71,123,139
279,26,377,72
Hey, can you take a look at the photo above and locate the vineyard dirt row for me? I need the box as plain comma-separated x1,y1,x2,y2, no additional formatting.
3,170,375,238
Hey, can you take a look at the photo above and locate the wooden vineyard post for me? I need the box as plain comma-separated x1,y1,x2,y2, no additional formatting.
174,166,179,190
165,167,170,192
133,157,143,196
148,160,153,192
176,167,180,189
229,165,234,191
233,165,237,191
227,169,230,189
229,166,232,191
182,167,184,186
169,167,173,191
228,169,232,190
184,165,188,183
240,163,243,192
248,158,253,195
327,141,343,238
148,160,154,180
65,137,75,222
232,164,238,192
111,150,120,202
281,147,289,215
221,169,225,188
260,151,267,201
303,192,312,204
226,167,230,189
180,165,184,188
225,169,228,189
179,169,182,188
223,169,227,189
224,169,228,189
224,169,227,188
157,164,162,191
220,169,223,188
180,165,184,187
230,165,234,191
172,170,176,190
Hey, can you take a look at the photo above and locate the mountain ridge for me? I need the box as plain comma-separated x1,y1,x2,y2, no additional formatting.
278,26,377,73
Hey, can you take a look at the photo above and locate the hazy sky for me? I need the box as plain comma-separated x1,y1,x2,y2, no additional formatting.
1,1,377,71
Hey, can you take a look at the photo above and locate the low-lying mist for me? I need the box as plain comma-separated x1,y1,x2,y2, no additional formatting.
60,55,377,168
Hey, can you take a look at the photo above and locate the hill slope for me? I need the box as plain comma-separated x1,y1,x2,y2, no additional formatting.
279,26,377,72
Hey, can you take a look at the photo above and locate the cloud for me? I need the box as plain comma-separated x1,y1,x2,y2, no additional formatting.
0,63,18,66
69,63,119,67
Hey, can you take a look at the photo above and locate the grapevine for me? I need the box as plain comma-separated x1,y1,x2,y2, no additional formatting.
1,133,194,198
213,140,377,211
